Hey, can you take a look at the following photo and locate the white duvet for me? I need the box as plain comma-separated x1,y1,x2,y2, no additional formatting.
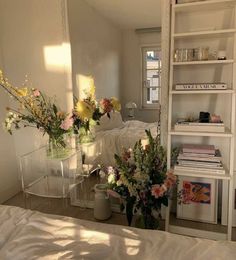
94,120,158,166
0,205,236,260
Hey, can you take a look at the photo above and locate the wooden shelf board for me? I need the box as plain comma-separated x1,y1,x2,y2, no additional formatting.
169,128,233,137
174,169,231,180
172,60,234,66
173,29,236,39
173,0,236,13
170,90,235,94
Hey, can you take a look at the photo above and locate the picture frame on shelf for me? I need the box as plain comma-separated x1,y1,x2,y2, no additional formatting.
177,176,218,224
221,174,236,226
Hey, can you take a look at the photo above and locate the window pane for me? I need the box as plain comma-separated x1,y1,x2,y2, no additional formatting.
146,88,159,104
146,50,161,70
146,70,161,87
142,47,161,107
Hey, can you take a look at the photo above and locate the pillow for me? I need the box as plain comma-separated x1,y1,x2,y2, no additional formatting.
94,111,125,132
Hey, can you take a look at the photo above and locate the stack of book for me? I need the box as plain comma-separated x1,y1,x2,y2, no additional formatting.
174,120,225,132
174,144,225,175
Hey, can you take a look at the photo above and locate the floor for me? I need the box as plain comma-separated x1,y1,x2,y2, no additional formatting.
4,191,129,226
3,172,236,241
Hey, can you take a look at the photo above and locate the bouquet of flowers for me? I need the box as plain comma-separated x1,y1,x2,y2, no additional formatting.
73,77,121,143
107,130,176,229
0,70,73,149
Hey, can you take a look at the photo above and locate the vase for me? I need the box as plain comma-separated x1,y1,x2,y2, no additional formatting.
78,128,95,144
94,184,112,220
135,209,159,229
47,136,72,159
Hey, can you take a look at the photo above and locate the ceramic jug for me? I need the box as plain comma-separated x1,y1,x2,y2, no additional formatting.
94,184,111,220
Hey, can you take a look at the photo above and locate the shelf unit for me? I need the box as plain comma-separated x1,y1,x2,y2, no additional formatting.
173,29,236,39
172,60,234,65
166,0,236,241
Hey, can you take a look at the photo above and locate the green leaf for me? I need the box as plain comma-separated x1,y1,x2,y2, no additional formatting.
53,104,58,115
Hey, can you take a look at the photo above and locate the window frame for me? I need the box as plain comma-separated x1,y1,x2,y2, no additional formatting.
141,45,161,110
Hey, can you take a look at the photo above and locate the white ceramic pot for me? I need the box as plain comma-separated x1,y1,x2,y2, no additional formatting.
94,184,112,220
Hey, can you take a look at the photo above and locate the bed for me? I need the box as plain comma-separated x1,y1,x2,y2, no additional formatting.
81,112,158,167
0,205,236,260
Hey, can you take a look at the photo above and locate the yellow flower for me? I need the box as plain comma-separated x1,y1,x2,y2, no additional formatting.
76,100,94,120
17,87,28,97
111,97,121,111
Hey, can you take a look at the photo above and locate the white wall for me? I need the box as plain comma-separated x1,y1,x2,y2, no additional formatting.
0,0,73,201
121,30,161,122
0,0,73,156
67,0,122,100
0,40,20,203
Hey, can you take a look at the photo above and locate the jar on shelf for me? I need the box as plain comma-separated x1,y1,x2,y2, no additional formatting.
174,48,183,62
198,47,209,61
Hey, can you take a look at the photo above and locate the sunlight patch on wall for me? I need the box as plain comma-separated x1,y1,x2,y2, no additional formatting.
76,74,95,100
43,43,71,72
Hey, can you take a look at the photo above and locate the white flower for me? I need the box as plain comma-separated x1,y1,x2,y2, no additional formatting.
108,173,116,184
107,166,115,174
99,170,106,179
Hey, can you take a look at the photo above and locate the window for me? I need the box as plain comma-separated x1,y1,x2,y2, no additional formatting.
141,46,161,108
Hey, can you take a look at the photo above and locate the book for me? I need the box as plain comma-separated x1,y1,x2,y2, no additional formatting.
174,124,225,132
174,165,225,175
177,161,223,169
182,144,215,154
180,122,224,126
178,149,222,162
175,83,227,91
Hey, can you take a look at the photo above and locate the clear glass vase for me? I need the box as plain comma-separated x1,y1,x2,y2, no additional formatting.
47,136,72,159
135,208,159,230
78,128,95,144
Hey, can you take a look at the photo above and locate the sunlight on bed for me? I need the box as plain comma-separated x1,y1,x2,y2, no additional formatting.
124,238,141,256
121,228,139,238
80,230,110,246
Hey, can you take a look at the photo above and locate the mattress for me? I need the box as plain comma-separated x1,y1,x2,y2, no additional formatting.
0,205,236,260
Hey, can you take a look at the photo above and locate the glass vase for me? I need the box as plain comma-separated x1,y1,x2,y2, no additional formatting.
47,136,72,159
78,128,95,144
135,208,159,230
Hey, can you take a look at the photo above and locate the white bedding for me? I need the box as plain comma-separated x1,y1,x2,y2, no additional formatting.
0,205,236,260
82,120,158,167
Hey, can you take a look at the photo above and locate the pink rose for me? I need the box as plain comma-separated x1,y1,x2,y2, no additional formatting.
33,89,40,97
100,98,113,113
151,184,167,199
164,171,177,189
107,189,121,199
60,116,74,130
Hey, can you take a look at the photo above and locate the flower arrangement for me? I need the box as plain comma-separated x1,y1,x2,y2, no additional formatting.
0,70,73,149
107,130,177,229
73,77,121,143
